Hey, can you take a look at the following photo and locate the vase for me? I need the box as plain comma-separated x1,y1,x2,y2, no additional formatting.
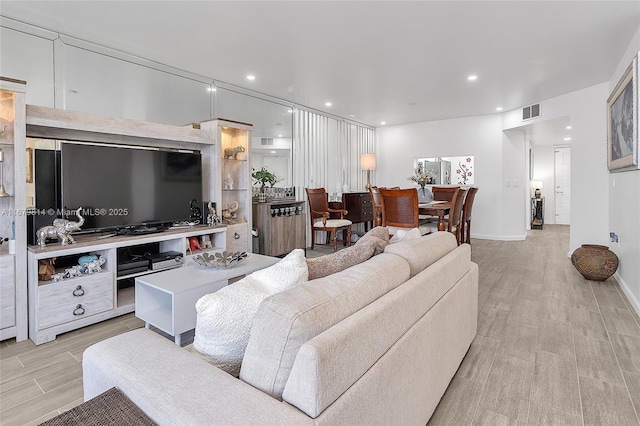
571,244,618,281
418,186,433,203
258,186,266,203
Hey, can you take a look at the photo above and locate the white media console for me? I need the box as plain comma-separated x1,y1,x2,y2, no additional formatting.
27,225,227,345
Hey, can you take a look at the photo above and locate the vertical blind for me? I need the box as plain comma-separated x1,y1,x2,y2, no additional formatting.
293,109,375,244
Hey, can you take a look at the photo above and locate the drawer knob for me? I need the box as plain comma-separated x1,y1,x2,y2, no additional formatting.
73,304,85,316
234,232,240,240
72,285,85,297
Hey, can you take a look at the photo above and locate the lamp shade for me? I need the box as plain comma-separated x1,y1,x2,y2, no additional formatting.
361,153,376,170
531,180,542,189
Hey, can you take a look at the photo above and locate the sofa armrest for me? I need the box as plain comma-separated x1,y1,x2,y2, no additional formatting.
83,328,311,426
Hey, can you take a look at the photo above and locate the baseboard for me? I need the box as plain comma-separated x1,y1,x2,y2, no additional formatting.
471,233,527,241
615,272,640,317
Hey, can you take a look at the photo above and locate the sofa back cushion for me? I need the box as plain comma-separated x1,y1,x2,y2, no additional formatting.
282,244,475,418
306,240,376,280
384,231,457,276
239,252,410,399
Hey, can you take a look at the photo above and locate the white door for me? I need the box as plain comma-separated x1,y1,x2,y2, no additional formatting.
554,147,571,224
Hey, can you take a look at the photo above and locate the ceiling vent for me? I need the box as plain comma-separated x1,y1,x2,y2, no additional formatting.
522,104,540,121
260,137,274,146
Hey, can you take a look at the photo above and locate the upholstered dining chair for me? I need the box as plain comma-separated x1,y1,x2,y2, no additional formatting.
305,187,352,251
461,186,479,245
379,188,432,236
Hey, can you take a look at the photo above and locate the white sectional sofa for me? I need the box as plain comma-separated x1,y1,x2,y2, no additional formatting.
83,231,478,425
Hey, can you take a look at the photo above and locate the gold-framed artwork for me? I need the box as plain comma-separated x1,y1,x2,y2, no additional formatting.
26,147,33,183
607,55,638,172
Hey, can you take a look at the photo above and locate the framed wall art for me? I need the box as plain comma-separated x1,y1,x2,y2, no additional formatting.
607,54,638,172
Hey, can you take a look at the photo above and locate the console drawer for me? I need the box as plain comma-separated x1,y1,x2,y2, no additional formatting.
226,223,249,253
38,272,114,329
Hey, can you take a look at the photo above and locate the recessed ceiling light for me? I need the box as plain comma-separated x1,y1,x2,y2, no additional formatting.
467,75,478,81
270,150,276,154
564,137,572,141
277,134,282,137
380,121,386,125
496,107,503,111
325,102,332,107
287,109,293,113
246,75,256,81
349,114,355,118
566,126,572,130
207,87,216,92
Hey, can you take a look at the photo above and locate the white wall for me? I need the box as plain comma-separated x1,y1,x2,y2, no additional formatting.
608,25,640,314
376,114,526,240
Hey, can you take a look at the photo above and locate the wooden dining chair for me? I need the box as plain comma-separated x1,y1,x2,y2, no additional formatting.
445,188,467,245
461,187,478,245
305,187,352,251
369,186,383,227
432,186,459,201
379,188,432,236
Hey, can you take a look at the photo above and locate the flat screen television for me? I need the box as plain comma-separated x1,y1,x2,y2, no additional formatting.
61,142,202,232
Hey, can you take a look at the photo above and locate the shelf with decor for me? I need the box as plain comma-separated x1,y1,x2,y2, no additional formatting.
196,119,253,253
0,77,27,342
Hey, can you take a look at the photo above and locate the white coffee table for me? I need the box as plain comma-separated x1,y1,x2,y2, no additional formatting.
135,253,279,345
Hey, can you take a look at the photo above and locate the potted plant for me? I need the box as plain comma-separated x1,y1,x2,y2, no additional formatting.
251,167,278,202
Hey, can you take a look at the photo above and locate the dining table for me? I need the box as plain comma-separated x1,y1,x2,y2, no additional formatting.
418,200,452,232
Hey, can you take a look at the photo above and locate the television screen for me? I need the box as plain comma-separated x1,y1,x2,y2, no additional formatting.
61,143,202,231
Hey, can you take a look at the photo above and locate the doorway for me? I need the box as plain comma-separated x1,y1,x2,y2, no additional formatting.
554,146,571,225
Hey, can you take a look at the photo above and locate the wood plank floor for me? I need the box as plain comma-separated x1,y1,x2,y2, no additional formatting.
1,225,639,425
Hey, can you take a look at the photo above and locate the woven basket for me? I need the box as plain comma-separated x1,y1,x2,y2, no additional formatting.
571,244,618,281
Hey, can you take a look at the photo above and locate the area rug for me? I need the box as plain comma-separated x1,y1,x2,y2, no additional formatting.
39,387,157,426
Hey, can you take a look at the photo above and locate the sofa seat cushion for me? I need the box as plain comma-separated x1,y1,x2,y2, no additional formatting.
384,231,457,276
239,252,410,399
307,240,377,280
192,249,308,376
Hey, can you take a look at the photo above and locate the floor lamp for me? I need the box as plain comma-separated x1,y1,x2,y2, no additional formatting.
361,153,376,190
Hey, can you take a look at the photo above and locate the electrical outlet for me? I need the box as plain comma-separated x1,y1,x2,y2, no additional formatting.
609,232,619,246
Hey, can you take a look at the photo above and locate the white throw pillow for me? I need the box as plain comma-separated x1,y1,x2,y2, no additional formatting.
192,249,308,376
389,227,422,243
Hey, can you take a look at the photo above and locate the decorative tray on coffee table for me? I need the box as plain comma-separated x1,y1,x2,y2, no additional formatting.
192,251,248,269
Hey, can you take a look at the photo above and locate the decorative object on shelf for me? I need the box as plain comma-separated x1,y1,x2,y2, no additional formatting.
224,145,246,160
188,236,202,253
78,254,99,273
36,207,85,247
0,148,9,197
222,201,239,224
64,265,83,278
607,54,638,172
192,250,248,269
409,164,436,201
38,258,56,281
361,153,376,190
85,256,106,273
531,180,543,198
571,244,619,281
201,234,212,249
189,199,202,222
51,272,65,282
225,173,234,190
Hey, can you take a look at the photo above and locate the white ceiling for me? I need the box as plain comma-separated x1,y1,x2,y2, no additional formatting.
1,1,639,129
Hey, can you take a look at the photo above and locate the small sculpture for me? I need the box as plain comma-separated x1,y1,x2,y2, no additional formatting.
38,258,57,281
36,207,85,248
222,201,239,224
224,145,245,160
201,234,212,249
207,202,220,226
78,254,98,274
86,256,106,273
65,265,83,278
225,173,234,190
188,236,202,253
51,272,66,282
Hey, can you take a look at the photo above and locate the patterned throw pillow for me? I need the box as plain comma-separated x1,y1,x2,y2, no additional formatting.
307,240,377,280
192,249,308,376
354,226,390,255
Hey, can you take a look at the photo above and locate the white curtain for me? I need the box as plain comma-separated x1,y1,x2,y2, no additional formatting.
293,109,375,245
